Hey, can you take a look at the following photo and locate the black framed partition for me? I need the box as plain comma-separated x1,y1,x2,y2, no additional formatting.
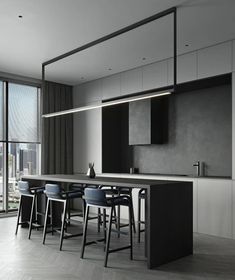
40,7,178,173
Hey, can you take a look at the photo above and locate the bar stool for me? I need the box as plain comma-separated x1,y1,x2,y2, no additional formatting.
42,183,84,250
116,187,136,236
98,185,119,233
68,183,106,232
137,188,146,243
15,181,45,239
81,188,133,267
67,183,86,222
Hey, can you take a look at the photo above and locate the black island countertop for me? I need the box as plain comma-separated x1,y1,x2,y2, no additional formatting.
21,173,193,269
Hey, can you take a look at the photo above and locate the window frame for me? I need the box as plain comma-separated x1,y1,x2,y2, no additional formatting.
0,79,41,213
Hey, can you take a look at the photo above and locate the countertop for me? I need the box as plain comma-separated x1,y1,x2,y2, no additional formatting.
100,173,231,181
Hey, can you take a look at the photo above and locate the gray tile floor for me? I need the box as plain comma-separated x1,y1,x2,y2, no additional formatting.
1,217,235,280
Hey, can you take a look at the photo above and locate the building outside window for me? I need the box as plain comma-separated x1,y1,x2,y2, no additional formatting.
0,81,40,212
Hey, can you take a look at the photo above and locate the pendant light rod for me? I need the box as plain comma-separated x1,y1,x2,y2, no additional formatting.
42,90,172,118
43,7,176,67
41,6,177,118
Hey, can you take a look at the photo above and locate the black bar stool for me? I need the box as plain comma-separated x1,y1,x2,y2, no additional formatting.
137,188,146,243
116,187,136,236
80,188,133,267
42,183,84,250
98,186,136,236
15,180,45,238
67,183,86,223
68,183,108,233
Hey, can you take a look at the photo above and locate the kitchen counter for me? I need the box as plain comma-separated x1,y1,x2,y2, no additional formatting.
100,173,231,181
22,173,193,269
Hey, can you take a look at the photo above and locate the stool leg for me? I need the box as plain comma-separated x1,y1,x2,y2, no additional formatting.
82,199,86,222
104,207,113,267
129,192,136,233
137,195,141,243
67,198,71,226
49,200,53,235
103,208,106,247
42,198,50,245
97,208,101,233
129,204,133,260
59,200,67,251
112,205,118,230
15,195,23,235
35,194,39,225
81,205,90,258
28,194,36,239
117,204,120,238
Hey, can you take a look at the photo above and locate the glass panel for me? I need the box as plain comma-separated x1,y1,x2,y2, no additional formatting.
0,82,3,140
0,143,3,211
8,143,40,210
8,83,39,142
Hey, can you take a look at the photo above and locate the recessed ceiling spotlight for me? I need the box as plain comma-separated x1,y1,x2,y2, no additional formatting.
18,15,23,18
142,57,146,61
185,44,189,47
108,68,112,71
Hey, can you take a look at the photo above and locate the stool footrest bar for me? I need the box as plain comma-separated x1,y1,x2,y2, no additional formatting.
108,245,131,254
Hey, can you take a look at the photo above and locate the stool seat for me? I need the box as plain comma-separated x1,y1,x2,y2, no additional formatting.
106,195,130,206
62,190,83,199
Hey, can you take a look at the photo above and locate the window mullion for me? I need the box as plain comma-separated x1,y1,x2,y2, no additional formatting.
3,81,8,212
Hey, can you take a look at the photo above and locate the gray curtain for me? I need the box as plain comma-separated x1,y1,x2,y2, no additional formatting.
42,81,73,174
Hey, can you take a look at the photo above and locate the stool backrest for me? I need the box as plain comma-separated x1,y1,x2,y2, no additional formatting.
84,188,107,206
18,181,30,194
44,184,61,199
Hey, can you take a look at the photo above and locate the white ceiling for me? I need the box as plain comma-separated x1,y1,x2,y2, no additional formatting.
0,0,235,85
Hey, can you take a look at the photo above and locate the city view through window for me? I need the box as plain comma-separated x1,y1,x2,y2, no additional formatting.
0,82,40,212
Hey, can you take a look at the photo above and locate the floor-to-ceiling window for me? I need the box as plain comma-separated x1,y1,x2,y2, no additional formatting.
0,81,40,212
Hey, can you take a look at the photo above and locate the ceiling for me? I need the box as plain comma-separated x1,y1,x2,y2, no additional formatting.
0,0,235,85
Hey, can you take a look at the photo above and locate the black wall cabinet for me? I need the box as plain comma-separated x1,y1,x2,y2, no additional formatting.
102,103,132,173
129,97,168,145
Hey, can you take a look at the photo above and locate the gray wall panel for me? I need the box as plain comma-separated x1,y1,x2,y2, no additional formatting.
133,84,232,177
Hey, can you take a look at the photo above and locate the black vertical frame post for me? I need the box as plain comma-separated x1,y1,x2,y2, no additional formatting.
41,65,45,174
3,82,9,212
173,8,177,90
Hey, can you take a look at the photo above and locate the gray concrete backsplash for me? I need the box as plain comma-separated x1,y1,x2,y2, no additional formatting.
133,84,232,177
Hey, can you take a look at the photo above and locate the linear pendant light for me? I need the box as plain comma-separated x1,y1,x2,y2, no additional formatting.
42,90,171,118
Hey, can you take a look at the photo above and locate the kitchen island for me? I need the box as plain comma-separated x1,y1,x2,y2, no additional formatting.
22,174,193,269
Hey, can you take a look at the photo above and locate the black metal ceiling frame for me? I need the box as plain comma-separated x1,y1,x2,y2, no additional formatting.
42,6,177,100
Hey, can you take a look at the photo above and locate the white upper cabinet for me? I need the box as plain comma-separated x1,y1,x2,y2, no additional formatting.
233,40,235,72
167,58,174,86
102,73,121,100
121,67,142,96
74,79,102,106
197,178,232,238
178,52,197,83
167,51,197,85
197,41,232,79
142,60,168,90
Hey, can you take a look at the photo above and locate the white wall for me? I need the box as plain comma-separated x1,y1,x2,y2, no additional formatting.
73,84,102,174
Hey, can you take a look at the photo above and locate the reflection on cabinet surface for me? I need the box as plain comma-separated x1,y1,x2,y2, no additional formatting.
197,178,232,238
